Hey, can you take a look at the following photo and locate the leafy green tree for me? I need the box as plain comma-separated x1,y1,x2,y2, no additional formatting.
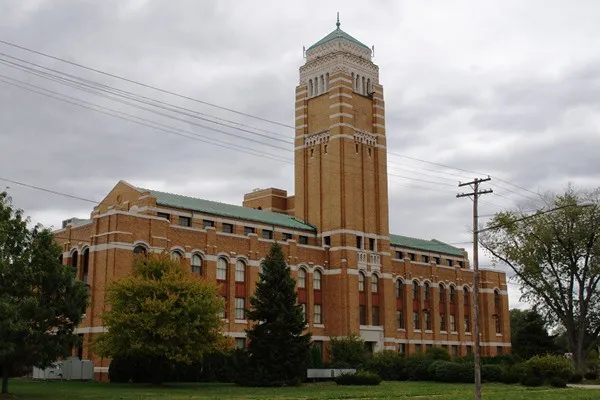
510,308,558,359
94,252,226,384
328,333,368,368
481,187,600,371
0,192,88,394
241,243,311,386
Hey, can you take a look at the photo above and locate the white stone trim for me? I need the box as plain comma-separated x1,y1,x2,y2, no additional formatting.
383,337,512,347
324,268,342,275
295,115,306,121
91,231,132,238
94,367,109,373
75,326,108,334
329,77,352,84
318,229,390,240
374,105,385,111
329,102,353,109
223,331,246,338
235,319,248,324
329,93,353,100
311,335,330,341
296,124,307,129
330,113,353,119
373,113,385,120
295,105,307,111
313,323,325,328
373,123,386,129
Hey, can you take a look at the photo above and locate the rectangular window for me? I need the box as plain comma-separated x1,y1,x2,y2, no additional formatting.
447,259,453,266
425,312,431,330
157,212,170,221
398,343,405,354
496,318,502,334
409,253,415,261
451,345,459,358
235,338,246,349
465,316,471,332
450,314,456,332
244,226,255,236
262,229,273,239
434,257,440,264
300,303,307,321
396,310,404,329
222,223,233,233
415,344,422,353
395,251,403,259
423,255,429,263
369,238,375,251
314,304,322,324
359,305,367,325
372,306,380,326
324,236,331,246
458,261,464,268
356,236,363,249
282,232,293,241
299,235,309,245
440,313,446,331
413,311,420,330
426,344,433,350
203,219,214,229
467,345,472,356
497,346,503,355
235,297,245,320
178,216,191,227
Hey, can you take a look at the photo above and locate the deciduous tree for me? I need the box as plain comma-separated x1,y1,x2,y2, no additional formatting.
94,253,226,384
481,187,600,371
0,192,88,394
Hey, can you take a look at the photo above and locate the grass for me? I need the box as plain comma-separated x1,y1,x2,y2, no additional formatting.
3,379,600,400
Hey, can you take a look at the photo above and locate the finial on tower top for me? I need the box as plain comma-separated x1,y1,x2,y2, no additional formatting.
336,12,340,28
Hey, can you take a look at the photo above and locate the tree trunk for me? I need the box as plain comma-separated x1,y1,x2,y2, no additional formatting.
1,364,9,395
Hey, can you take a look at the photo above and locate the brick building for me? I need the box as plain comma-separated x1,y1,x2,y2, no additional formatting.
54,21,511,379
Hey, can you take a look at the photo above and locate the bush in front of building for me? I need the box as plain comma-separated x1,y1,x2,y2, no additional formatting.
584,371,598,380
549,376,567,388
307,344,323,369
427,361,458,383
328,333,369,369
424,347,451,361
363,350,406,381
335,371,382,386
568,372,583,383
500,364,523,384
405,355,436,381
525,354,574,382
481,364,504,382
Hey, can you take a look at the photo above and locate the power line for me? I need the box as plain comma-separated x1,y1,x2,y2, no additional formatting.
0,177,98,204
0,39,296,129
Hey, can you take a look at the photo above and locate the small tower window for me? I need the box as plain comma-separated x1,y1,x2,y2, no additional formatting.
362,76,366,94
368,147,372,157
324,144,328,154
315,76,319,95
325,72,329,91
310,148,315,158
309,79,313,97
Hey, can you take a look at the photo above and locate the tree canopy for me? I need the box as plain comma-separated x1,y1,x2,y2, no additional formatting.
94,253,227,384
240,243,311,386
510,308,558,359
481,187,600,371
0,192,88,394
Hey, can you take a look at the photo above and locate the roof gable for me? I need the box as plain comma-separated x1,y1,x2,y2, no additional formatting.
308,27,370,50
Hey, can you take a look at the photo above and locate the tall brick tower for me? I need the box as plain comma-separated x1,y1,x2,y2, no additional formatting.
294,17,391,347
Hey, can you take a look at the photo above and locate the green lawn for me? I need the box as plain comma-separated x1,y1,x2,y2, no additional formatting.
3,379,600,400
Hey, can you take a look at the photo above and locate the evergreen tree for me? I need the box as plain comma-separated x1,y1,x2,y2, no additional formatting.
240,243,311,386
510,308,558,359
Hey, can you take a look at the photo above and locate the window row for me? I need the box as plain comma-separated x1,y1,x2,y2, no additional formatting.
394,251,464,267
308,73,330,97
351,72,372,95
297,268,322,290
355,236,377,251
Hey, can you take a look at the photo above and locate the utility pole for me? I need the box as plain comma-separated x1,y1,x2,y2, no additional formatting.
457,177,492,400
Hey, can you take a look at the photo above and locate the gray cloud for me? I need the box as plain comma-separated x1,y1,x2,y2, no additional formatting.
1,0,599,310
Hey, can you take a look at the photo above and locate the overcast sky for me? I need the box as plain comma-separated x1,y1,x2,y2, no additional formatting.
1,0,599,310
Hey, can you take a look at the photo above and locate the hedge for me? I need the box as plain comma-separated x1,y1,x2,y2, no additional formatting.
335,371,381,386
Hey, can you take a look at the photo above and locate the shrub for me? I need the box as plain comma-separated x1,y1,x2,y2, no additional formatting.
455,362,475,383
568,372,583,383
328,333,368,368
549,377,567,388
424,347,451,361
108,354,132,383
335,371,381,386
481,364,504,382
364,350,406,381
520,375,544,387
526,355,574,381
405,355,436,381
307,345,323,369
501,366,521,384
428,361,459,383
584,371,598,380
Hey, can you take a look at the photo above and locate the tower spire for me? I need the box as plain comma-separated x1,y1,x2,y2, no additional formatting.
336,12,340,29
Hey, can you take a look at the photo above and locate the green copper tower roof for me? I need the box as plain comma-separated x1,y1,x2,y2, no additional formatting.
390,234,466,257
308,14,370,51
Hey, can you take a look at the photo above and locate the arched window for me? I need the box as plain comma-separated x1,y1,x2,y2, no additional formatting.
439,283,446,303
362,76,366,94
71,250,78,269
325,72,329,91
298,268,306,288
371,274,379,293
424,282,430,301
396,279,404,298
494,290,502,333
367,78,371,93
82,248,89,285
191,254,202,275
320,75,324,93
450,285,456,304
309,79,313,96
412,280,419,300
235,260,246,282
217,257,228,281
355,74,360,92
315,76,319,95
170,250,183,261
313,270,322,290
464,286,471,333
133,245,147,256
358,272,365,292
58,254,63,265
463,286,470,305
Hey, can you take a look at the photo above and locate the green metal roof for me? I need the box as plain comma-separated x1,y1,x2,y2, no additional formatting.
308,27,370,50
390,234,465,257
141,188,316,232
